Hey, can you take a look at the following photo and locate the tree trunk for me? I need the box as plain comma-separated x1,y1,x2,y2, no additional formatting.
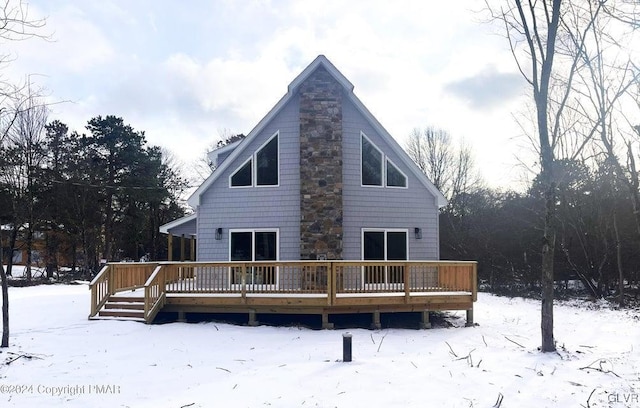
529,0,561,353
45,228,58,279
0,262,8,347
625,143,640,238
71,239,77,273
25,225,32,281
613,208,624,307
540,183,556,352
0,233,9,347
7,228,18,278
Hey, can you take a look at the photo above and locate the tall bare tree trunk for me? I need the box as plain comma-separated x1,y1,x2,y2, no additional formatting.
0,234,7,347
0,263,8,348
25,225,32,281
520,0,562,353
540,183,556,351
613,208,624,307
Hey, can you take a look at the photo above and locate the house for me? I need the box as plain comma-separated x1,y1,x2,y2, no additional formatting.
89,56,477,328
162,55,446,264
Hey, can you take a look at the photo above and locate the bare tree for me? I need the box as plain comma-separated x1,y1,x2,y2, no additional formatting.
0,0,47,348
487,0,574,352
407,127,453,194
0,1,46,143
565,1,640,307
4,86,48,281
488,0,640,348
406,127,481,206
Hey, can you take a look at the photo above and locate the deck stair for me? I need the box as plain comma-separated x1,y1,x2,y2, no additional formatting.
97,296,146,321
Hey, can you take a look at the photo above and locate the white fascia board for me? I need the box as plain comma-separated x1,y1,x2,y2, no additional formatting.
159,213,197,235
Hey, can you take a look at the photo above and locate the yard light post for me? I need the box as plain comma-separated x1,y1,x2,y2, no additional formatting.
342,333,352,362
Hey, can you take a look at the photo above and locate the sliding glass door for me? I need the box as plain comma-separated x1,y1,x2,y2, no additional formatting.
362,229,407,287
230,229,278,287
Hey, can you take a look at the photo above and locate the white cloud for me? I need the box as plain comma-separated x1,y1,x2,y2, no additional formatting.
14,4,115,74
5,0,535,189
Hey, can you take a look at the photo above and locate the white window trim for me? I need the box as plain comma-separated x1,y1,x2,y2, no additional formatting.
255,131,280,188
360,131,408,189
228,157,253,189
385,157,408,189
229,131,280,188
361,228,409,260
360,132,384,188
361,228,409,289
228,228,280,289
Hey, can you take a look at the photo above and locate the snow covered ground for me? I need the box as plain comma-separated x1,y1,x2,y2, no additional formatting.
0,283,638,407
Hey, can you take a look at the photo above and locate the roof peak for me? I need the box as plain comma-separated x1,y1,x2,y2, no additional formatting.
288,55,354,94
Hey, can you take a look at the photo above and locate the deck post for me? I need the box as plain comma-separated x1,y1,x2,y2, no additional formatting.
180,234,186,262
404,263,410,303
167,234,173,261
190,237,196,261
371,311,381,330
248,309,259,326
321,312,334,329
466,308,474,327
241,263,247,302
330,263,337,306
177,310,187,323
107,265,114,295
420,310,431,329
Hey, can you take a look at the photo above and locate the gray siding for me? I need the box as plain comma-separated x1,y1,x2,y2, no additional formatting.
197,95,301,261
342,97,440,260
194,83,440,262
216,150,233,167
167,218,196,237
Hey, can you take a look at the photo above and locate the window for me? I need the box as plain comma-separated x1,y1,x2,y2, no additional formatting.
361,132,407,188
230,229,278,286
386,159,407,188
256,136,278,186
230,160,252,187
362,135,383,186
230,132,279,187
362,229,408,285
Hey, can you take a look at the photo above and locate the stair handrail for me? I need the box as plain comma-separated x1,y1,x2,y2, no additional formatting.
89,264,111,318
143,265,166,323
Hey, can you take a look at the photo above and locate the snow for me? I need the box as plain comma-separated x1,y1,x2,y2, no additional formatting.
0,283,638,407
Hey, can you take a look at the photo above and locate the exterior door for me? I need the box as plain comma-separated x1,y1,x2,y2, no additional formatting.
362,229,407,285
230,230,278,286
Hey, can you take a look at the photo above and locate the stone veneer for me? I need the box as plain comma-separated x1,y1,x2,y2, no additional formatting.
299,66,343,260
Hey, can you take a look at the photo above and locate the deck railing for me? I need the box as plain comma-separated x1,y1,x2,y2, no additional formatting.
144,266,166,322
88,262,158,318
89,265,111,317
89,260,477,321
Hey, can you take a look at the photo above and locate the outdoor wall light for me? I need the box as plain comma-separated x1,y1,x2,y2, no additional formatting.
414,227,422,240
215,228,223,240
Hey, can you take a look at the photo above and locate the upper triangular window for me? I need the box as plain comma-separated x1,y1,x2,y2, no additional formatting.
230,132,279,188
386,159,407,188
230,159,252,187
361,132,407,188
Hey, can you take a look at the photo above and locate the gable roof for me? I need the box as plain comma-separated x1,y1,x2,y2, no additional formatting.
159,213,197,235
188,55,447,208
206,139,242,168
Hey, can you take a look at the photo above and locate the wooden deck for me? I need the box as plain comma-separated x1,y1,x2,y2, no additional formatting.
89,260,477,328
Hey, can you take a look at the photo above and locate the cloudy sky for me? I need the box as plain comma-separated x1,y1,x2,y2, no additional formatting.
4,0,533,188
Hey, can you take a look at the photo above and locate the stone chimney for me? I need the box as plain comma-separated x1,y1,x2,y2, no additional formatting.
299,66,343,260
